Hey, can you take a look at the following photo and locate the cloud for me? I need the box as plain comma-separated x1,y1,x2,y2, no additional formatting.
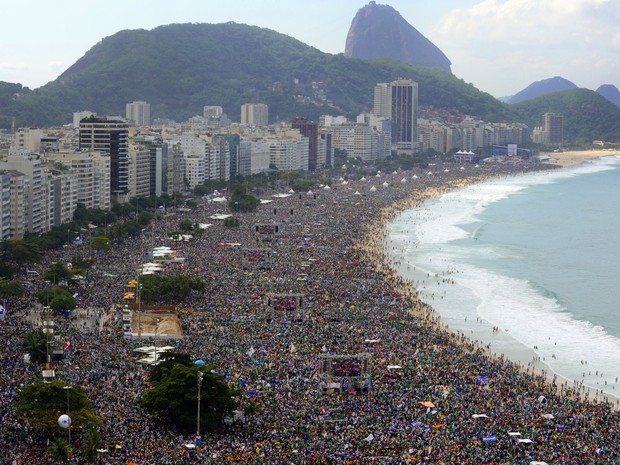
0,62,29,70
431,0,620,95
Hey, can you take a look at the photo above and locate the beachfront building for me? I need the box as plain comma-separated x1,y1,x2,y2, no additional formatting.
44,150,111,211
292,117,319,171
0,148,46,235
374,79,420,154
532,112,563,147
238,139,270,176
128,144,151,199
79,116,130,203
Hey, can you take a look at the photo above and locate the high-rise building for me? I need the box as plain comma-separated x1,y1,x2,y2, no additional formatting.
126,101,151,126
241,103,269,127
292,117,319,171
373,79,419,153
79,116,129,202
543,112,563,146
389,79,419,151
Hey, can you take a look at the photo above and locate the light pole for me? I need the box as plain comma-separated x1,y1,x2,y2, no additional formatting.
196,371,203,446
152,319,160,365
63,385,73,455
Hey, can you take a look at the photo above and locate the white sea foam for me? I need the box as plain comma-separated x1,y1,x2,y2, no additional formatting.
388,156,620,400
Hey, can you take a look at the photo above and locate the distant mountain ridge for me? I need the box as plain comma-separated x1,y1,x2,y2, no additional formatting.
0,22,619,143
507,76,577,104
596,84,620,108
345,1,451,73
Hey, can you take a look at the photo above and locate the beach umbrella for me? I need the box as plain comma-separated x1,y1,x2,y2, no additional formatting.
195,359,206,366
420,401,435,408
541,413,555,419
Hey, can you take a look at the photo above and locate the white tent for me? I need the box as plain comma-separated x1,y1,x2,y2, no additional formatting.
369,186,377,192
382,181,389,187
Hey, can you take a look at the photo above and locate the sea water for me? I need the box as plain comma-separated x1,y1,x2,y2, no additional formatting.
387,155,620,403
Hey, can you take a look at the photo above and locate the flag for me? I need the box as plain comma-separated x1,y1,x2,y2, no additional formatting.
72,293,79,299
246,346,255,357
321,345,328,352
290,342,296,353
64,340,71,350
363,433,374,442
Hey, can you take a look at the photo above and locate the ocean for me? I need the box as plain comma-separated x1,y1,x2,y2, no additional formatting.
387,155,620,403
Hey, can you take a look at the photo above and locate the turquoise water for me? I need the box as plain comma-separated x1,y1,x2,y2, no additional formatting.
387,155,620,402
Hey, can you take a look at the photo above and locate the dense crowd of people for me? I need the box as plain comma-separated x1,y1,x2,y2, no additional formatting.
1,160,618,464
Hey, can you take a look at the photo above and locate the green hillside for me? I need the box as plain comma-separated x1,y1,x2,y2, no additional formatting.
513,88,620,144
0,23,514,128
0,22,619,144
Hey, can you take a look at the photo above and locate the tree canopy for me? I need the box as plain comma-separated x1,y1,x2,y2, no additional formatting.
15,381,99,431
140,363,239,431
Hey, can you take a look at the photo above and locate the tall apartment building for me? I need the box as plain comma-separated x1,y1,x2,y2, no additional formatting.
241,103,269,127
373,79,419,153
543,112,563,146
45,150,111,211
0,148,45,235
45,169,77,228
292,118,318,171
128,145,151,198
0,171,12,240
79,116,129,202
126,101,151,127
73,111,96,128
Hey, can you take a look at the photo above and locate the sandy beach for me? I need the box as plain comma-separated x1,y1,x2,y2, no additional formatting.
541,148,620,166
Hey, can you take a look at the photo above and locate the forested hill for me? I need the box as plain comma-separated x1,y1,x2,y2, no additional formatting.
513,88,620,145
0,22,619,143
0,22,511,128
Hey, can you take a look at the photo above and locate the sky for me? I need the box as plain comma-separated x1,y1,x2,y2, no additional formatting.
2,0,619,98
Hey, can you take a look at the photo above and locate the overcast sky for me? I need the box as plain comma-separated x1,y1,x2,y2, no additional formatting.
2,0,619,98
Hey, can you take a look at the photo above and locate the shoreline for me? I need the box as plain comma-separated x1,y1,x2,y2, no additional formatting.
359,166,620,411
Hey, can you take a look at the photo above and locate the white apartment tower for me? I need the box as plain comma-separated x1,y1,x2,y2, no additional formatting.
126,101,151,127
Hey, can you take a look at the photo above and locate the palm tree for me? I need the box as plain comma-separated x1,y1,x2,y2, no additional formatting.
21,330,48,364
81,429,102,462
48,437,69,463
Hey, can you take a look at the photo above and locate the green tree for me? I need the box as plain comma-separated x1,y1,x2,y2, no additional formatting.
43,262,75,286
0,238,41,263
0,277,24,297
22,329,49,364
137,210,153,226
15,381,100,431
90,236,111,252
48,437,70,463
139,274,205,304
179,219,194,231
81,429,102,462
140,364,238,431
50,293,77,315
223,217,239,228
150,352,194,383
36,287,73,307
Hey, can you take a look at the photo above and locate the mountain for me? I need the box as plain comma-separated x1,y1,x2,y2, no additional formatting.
513,88,620,144
0,22,505,129
507,76,577,104
345,2,451,73
596,84,620,108
1,23,619,144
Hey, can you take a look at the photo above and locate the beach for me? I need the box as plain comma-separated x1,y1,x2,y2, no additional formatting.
541,148,620,166
3,158,619,464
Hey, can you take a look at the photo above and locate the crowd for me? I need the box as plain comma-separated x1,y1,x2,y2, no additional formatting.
1,159,618,464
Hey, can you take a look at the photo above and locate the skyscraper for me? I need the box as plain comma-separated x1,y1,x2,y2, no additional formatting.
292,117,319,171
79,116,129,202
389,79,418,150
125,101,151,126
543,112,563,146
373,79,419,153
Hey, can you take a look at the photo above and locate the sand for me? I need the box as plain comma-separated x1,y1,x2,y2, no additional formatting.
541,149,620,167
